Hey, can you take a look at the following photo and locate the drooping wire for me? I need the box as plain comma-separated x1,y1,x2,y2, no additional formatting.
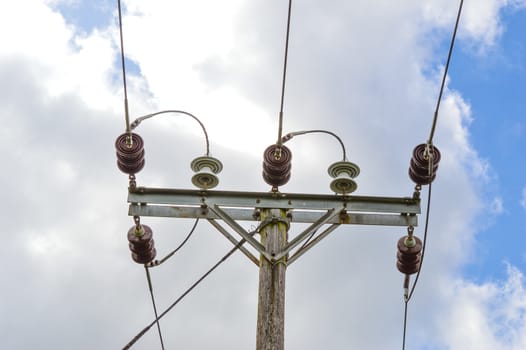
406,183,433,303
123,244,243,349
401,183,432,350
147,218,200,267
117,0,131,135
131,110,211,156
402,2,463,348
406,0,463,304
144,266,165,350
122,222,264,349
427,0,464,145
281,130,347,161
277,0,293,148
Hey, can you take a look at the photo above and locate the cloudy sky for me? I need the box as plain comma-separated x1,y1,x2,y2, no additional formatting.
1,0,525,349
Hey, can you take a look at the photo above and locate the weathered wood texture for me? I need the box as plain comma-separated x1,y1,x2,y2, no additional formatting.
256,209,288,350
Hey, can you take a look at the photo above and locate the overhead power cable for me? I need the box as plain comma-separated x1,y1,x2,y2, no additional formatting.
117,0,131,135
427,0,464,145
144,266,165,350
281,129,348,161
147,218,200,267
130,110,211,156
277,0,293,148
402,1,464,349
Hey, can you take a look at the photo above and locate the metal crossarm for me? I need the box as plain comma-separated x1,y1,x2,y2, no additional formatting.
129,204,418,226
128,187,420,217
127,187,420,265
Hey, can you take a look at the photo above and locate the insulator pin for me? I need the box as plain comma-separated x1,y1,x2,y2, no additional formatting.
396,235,422,275
408,144,441,185
128,224,157,264
115,133,145,175
262,144,292,188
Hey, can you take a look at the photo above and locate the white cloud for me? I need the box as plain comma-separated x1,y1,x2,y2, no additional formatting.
439,265,526,350
521,187,526,209
491,196,505,215
421,0,526,51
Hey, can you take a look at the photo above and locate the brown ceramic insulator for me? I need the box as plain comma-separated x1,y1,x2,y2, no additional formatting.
408,144,441,185
127,224,156,264
262,144,292,187
115,133,145,175
396,236,423,275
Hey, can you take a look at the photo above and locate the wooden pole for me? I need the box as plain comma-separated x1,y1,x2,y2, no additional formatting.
256,208,288,350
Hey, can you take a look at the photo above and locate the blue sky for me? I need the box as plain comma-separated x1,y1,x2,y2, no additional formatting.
448,7,526,281
1,1,525,349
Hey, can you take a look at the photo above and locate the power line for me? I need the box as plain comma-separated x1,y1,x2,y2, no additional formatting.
407,0,464,306
147,218,200,267
406,183,433,303
428,0,464,145
281,129,348,161
122,222,264,349
117,0,131,135
277,0,293,148
130,110,211,156
403,1,464,348
144,266,165,350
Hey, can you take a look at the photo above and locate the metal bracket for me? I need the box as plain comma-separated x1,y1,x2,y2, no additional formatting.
273,207,342,262
209,205,274,262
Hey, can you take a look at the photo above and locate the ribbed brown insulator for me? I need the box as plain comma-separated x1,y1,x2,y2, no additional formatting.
396,236,423,275
115,133,145,175
127,224,157,264
408,144,441,185
262,144,292,187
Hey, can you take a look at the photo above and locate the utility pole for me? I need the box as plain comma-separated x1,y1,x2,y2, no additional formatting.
256,208,288,350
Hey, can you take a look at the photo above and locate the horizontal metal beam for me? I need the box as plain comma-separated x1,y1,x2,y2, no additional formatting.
129,204,418,226
128,187,420,215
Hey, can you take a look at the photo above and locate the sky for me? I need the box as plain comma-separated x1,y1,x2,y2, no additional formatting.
1,0,525,349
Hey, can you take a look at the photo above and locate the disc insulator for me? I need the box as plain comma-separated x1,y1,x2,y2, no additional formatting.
262,145,292,188
408,144,441,185
190,156,223,190
128,224,157,264
115,133,145,175
328,161,360,194
396,236,422,275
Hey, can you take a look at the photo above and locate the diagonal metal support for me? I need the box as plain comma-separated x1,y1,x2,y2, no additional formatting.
209,205,274,262
273,208,342,262
287,224,340,265
207,219,260,266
